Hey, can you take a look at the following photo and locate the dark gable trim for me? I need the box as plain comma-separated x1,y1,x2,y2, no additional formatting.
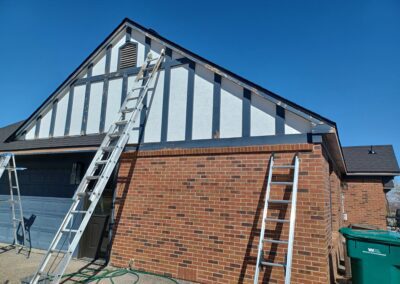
64,86,74,136
121,74,128,106
34,116,41,139
99,44,112,133
242,89,251,137
160,47,172,142
8,18,336,142
127,133,311,151
275,105,285,135
185,61,195,141
123,18,336,126
212,74,221,138
49,99,58,138
74,58,189,86
125,26,132,42
139,36,152,143
81,64,93,135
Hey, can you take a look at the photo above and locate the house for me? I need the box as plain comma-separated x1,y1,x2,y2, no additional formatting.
0,18,399,284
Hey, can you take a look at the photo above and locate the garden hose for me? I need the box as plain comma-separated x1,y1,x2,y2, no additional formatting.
62,267,180,284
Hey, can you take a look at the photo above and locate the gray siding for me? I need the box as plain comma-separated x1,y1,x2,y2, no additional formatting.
0,153,94,249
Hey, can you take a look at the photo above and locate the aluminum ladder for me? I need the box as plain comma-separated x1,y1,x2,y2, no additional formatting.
0,153,27,253
253,154,300,284
30,49,165,284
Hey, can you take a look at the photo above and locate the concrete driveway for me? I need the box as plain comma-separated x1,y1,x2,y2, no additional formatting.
0,243,191,284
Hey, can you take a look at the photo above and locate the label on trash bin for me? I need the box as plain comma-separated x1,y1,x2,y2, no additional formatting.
362,248,386,256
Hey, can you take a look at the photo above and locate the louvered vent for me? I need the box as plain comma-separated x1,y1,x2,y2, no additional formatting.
119,43,137,69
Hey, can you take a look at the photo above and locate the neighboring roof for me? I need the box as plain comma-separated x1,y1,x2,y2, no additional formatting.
7,17,337,142
0,121,104,152
0,121,24,144
343,145,400,175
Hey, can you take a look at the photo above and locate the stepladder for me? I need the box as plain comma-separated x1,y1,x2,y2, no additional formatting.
29,49,166,284
0,153,27,254
254,154,300,284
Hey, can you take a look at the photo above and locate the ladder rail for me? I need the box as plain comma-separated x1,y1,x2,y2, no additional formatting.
0,153,27,253
0,154,11,178
7,166,18,251
30,49,165,284
253,154,300,284
253,155,275,284
10,155,27,251
284,155,299,284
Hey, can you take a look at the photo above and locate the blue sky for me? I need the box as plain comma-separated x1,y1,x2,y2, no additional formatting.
0,0,399,172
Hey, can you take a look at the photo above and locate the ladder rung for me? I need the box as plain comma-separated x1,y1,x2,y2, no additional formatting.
13,218,21,221
102,146,115,152
268,199,291,204
130,86,145,91
37,271,52,276
115,120,128,126
61,229,79,234
263,239,289,245
109,132,123,138
273,165,295,169
270,181,293,185
138,75,150,80
95,160,108,166
147,57,160,62
121,107,136,113
76,191,88,198
71,210,87,214
11,186,18,189
86,176,99,180
261,261,286,267
265,218,289,223
127,96,138,101
50,249,70,254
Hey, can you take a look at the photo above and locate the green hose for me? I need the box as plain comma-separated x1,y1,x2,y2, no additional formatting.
62,267,180,284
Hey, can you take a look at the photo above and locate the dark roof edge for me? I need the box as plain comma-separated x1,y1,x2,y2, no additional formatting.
6,19,128,141
7,17,337,142
343,144,395,149
125,18,336,127
346,172,400,177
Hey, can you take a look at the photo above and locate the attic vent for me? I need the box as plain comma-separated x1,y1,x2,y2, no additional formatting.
368,145,377,155
118,42,137,69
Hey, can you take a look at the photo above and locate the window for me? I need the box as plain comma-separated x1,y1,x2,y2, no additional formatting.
118,42,138,69
70,162,83,185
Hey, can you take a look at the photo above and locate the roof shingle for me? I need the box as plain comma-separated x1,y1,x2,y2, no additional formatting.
343,145,400,174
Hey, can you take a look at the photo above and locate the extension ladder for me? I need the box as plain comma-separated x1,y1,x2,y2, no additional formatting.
253,154,300,284
30,49,165,284
0,153,27,253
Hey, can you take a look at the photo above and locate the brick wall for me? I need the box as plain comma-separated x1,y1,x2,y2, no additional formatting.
110,143,334,284
342,177,387,229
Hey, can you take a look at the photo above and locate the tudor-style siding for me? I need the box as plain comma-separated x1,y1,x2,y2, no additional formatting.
16,26,314,146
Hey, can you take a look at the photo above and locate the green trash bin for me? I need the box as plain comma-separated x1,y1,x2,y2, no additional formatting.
340,227,400,284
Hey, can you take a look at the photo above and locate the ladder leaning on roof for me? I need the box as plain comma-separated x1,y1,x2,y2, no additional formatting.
253,154,300,284
29,49,166,284
0,153,27,254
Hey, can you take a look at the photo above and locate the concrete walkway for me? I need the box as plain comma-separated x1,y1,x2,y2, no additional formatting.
0,244,190,284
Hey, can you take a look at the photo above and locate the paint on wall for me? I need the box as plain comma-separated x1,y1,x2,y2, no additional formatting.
251,93,275,136
220,78,243,138
192,65,213,140
167,66,188,141
86,82,104,134
69,85,86,136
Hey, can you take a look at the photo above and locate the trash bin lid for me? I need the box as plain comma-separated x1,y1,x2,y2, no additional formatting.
340,227,400,246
